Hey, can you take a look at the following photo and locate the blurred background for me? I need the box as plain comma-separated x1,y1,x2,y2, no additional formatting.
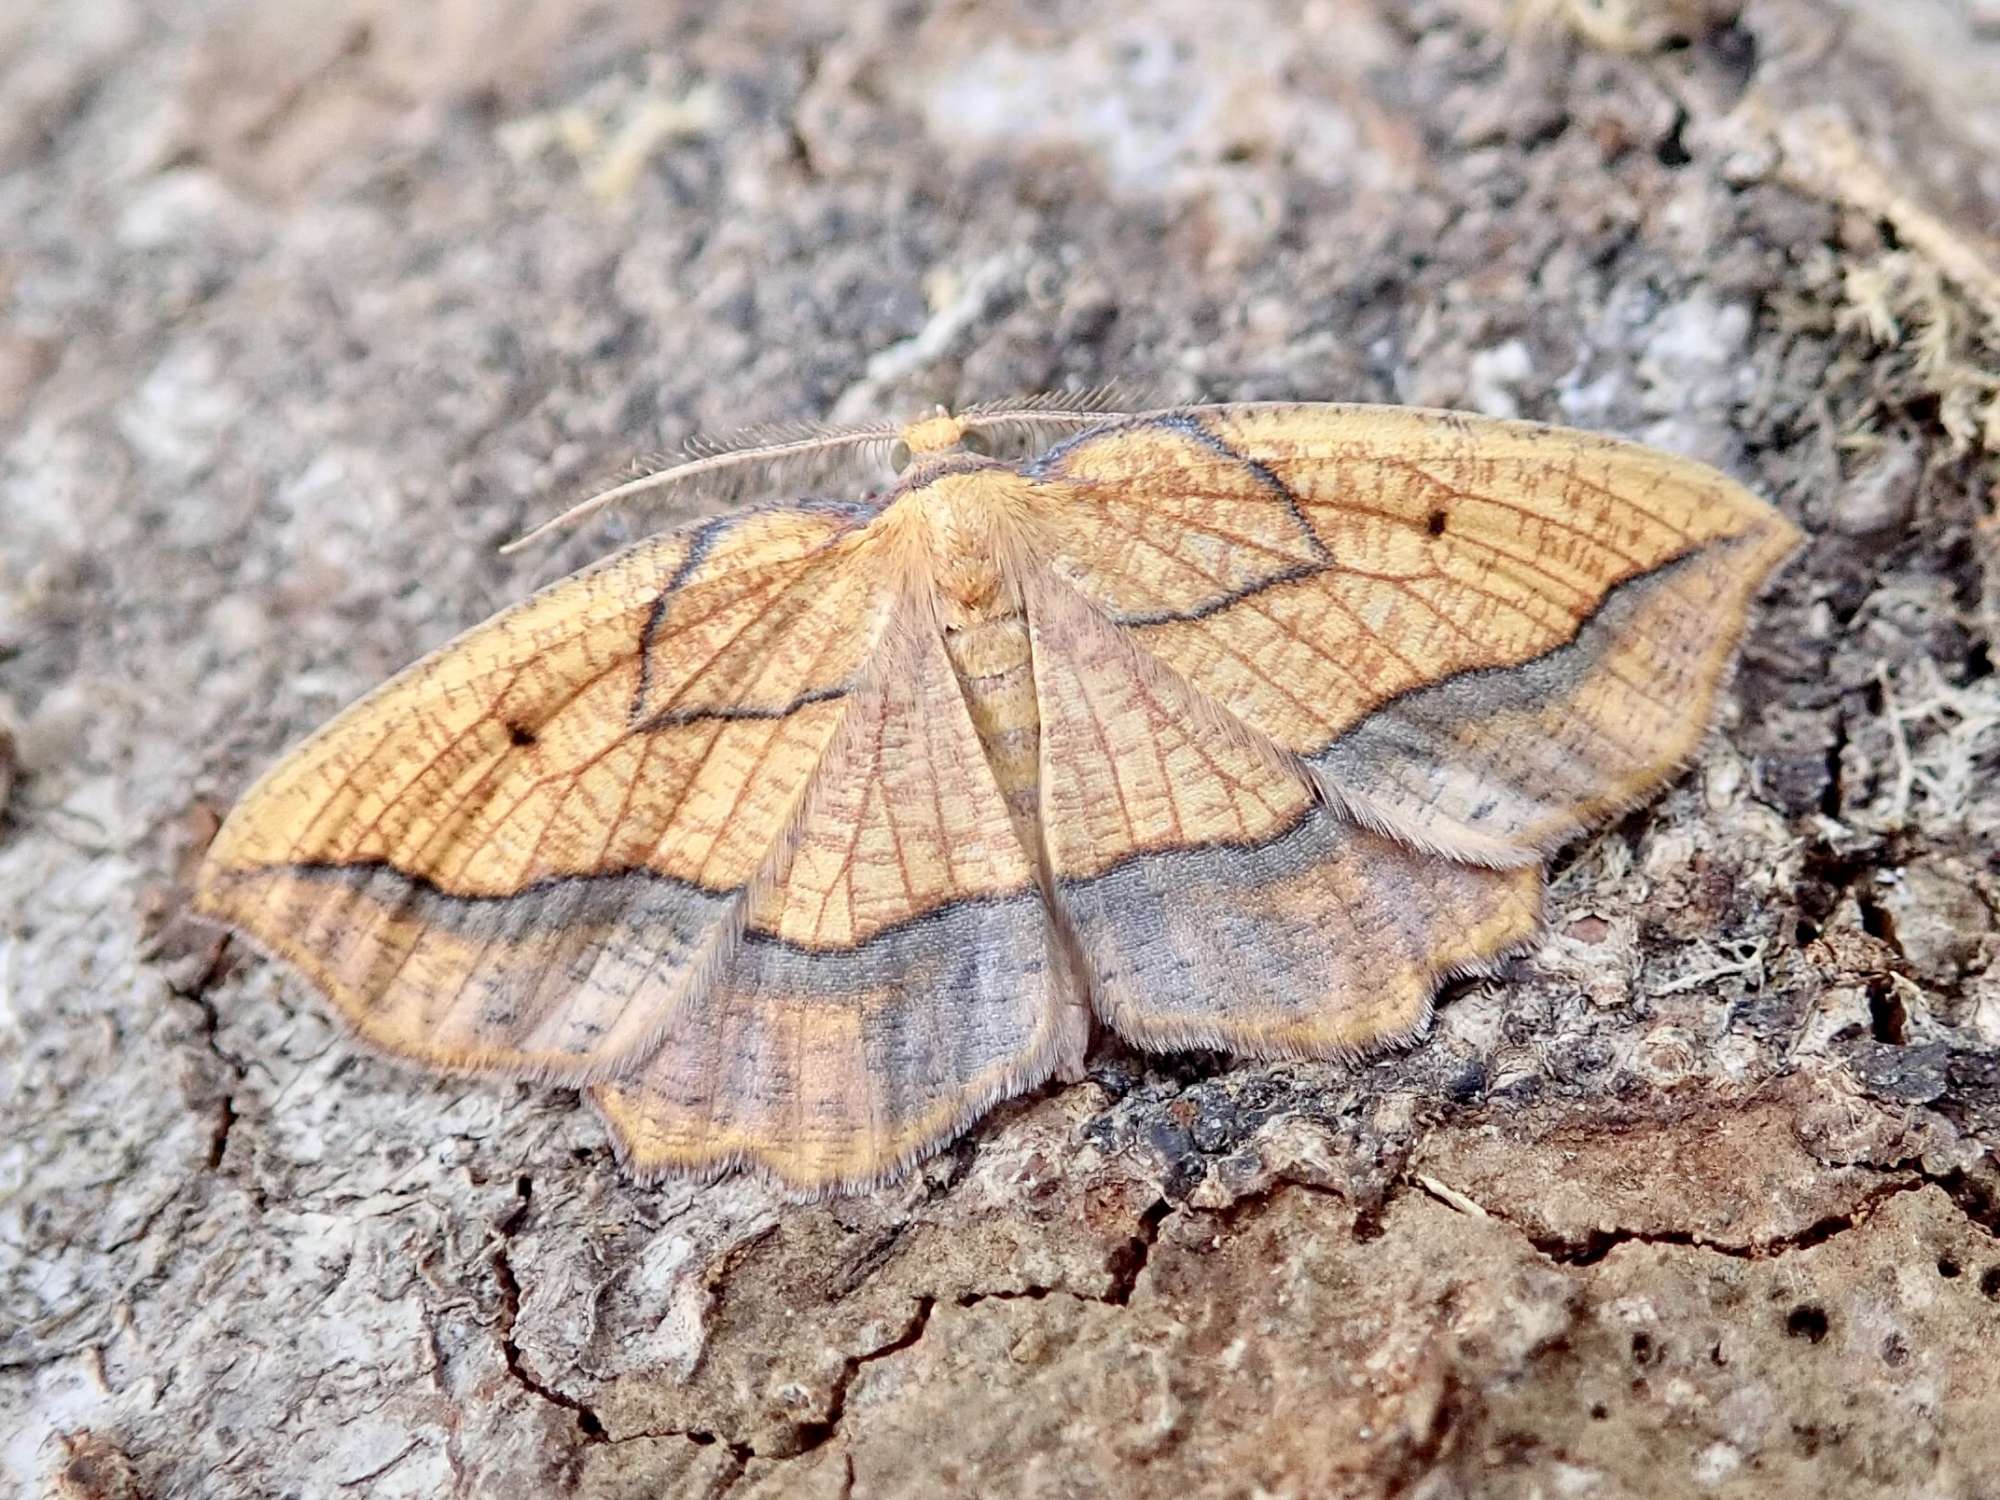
4,3,1999,1497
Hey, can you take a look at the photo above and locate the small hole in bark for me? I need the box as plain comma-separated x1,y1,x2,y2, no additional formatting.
1785,1304,1829,1343
1426,508,1448,537
506,722,538,747
1980,1267,2000,1300
1866,979,1908,1045
1629,1331,1655,1364
1655,108,1691,166
1937,1256,1961,1279
1589,1402,1609,1420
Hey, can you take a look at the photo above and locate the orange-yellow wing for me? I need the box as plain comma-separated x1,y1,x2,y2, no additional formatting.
1023,404,1801,867
1024,573,1541,1057
594,610,1083,1191
196,499,898,1078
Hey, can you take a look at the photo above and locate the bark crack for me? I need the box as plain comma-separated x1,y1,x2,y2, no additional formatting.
717,1194,1178,1476
1505,1175,1932,1265
336,1437,422,1489
1401,1160,2000,1267
170,975,262,1195
487,1176,608,1448
788,1296,937,1457
948,1196,1174,1313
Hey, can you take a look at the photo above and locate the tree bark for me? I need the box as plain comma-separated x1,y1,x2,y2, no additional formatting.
5,1,1999,1495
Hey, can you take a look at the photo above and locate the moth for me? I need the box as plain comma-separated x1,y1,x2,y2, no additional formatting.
197,401,1799,1191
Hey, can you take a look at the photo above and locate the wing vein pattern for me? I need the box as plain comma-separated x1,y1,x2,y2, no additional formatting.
198,401,1799,1190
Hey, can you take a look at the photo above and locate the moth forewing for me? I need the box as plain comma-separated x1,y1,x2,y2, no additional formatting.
198,400,1798,1192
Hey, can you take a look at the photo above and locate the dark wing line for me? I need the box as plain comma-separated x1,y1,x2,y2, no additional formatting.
630,497,880,721
247,470,1753,955
1175,409,1331,559
1309,538,1718,759
253,807,1339,955
1104,560,1330,627
636,682,848,729
1032,409,1737,732
1031,409,1341,626
1028,409,1331,569
248,857,1043,958
630,512,734,714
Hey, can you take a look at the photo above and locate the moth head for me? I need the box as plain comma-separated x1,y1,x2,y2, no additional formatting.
889,408,993,473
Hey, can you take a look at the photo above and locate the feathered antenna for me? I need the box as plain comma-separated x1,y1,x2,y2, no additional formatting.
961,382,1154,426
955,383,1157,457
500,418,902,553
500,386,1163,552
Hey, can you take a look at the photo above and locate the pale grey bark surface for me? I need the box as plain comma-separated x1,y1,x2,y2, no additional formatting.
4,2,1999,1496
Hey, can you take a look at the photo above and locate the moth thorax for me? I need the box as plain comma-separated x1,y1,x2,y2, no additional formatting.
911,469,1024,625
